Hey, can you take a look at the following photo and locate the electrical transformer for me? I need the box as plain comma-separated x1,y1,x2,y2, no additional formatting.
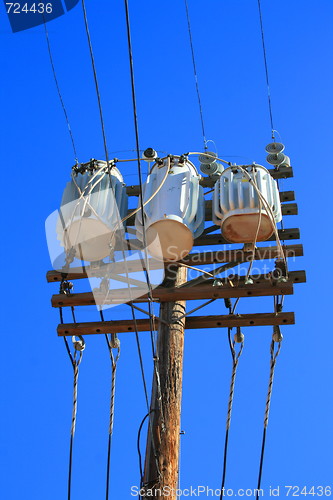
213,164,282,243
135,156,205,261
57,160,128,262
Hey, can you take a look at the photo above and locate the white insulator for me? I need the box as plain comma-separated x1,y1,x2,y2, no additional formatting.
234,330,244,343
142,147,158,162
265,142,285,154
200,161,224,178
135,157,205,261
199,151,217,164
213,164,282,243
57,162,128,262
278,155,290,168
266,152,286,165
199,151,224,179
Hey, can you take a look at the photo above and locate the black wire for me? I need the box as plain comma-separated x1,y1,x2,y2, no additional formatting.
68,436,74,500
219,326,232,499
219,429,230,499
137,411,154,485
256,428,267,499
43,19,79,163
60,307,74,364
219,322,243,499
59,303,74,500
100,312,112,500
122,19,170,488
257,0,275,140
226,325,233,356
123,0,158,357
81,0,110,166
184,0,207,150
105,433,112,500
255,340,281,498
100,311,122,500
63,337,74,365
60,301,81,500
80,4,150,394
131,309,150,409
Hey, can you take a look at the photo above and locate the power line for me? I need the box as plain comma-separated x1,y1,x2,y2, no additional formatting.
137,411,155,487
184,0,207,150
257,0,275,140
219,326,244,499
80,0,154,436
123,0,166,486
122,0,157,332
102,324,120,500
123,0,164,403
43,20,79,163
59,282,85,500
60,311,84,500
256,336,282,499
81,0,110,166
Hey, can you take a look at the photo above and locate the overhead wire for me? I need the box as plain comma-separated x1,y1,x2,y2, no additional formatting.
137,410,155,489
123,0,159,361
67,338,84,500
102,313,121,500
256,337,282,499
184,0,208,150
59,281,85,500
257,0,275,141
42,19,79,163
123,0,167,488
257,0,287,236
79,5,159,480
219,323,244,499
81,0,111,167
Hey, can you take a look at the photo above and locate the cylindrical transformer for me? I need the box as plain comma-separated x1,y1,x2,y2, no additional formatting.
213,164,282,243
135,157,205,261
57,161,128,262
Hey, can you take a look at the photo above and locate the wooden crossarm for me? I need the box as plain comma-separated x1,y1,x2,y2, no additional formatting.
57,312,295,336
51,280,297,308
46,244,303,283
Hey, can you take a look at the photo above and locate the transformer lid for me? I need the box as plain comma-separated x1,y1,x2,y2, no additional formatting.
146,219,193,261
222,213,274,244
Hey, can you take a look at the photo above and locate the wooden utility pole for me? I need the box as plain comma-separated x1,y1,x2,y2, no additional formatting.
143,264,187,499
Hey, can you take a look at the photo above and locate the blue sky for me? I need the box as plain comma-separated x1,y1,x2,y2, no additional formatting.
1,0,332,498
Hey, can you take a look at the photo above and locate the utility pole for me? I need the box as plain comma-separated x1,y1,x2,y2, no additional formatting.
143,264,187,499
